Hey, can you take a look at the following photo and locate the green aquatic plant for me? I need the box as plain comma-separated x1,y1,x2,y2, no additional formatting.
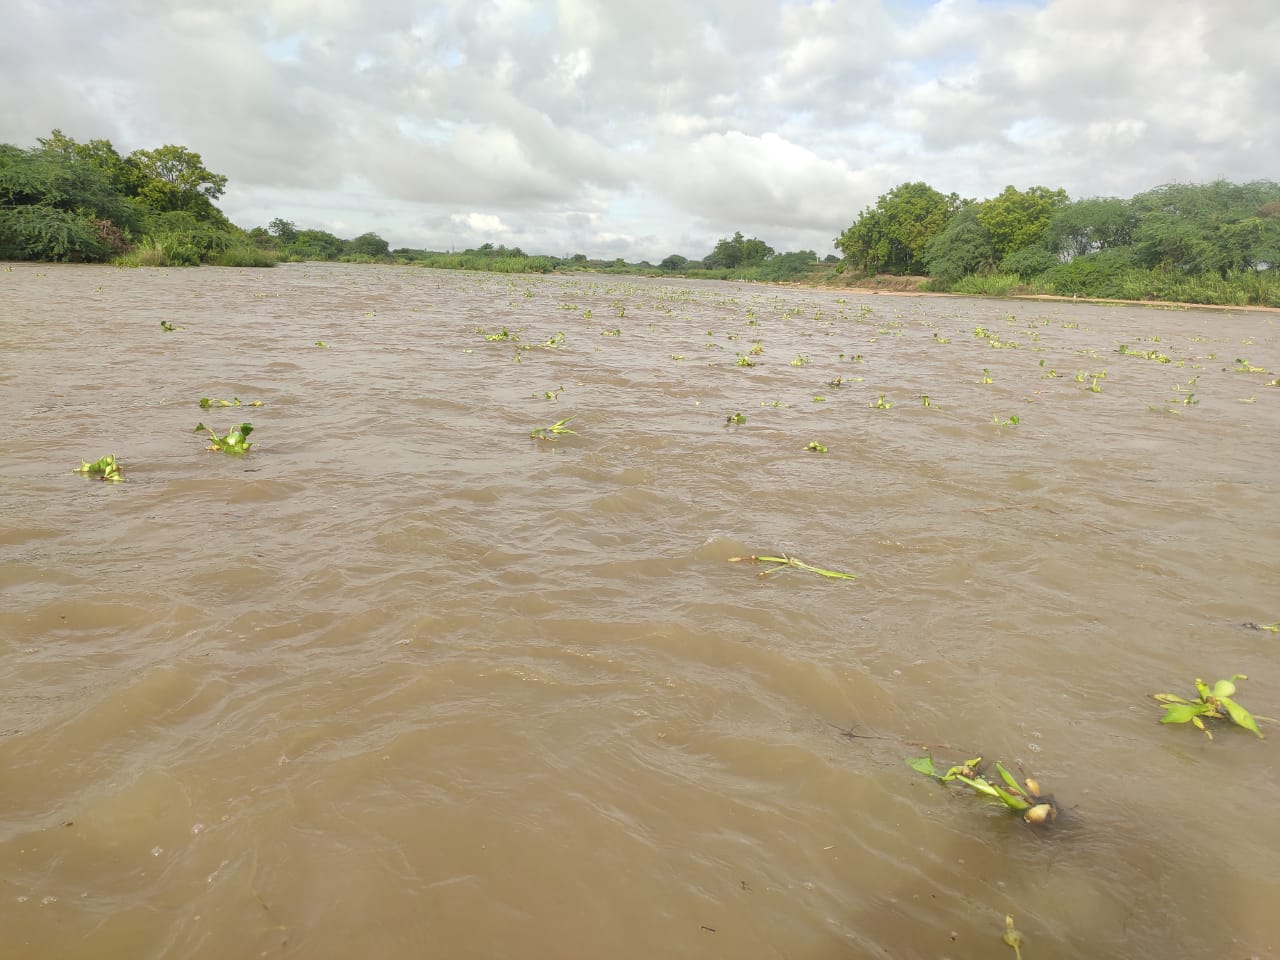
1152,675,1263,739
1003,915,1025,960
932,332,951,344
980,368,993,384
906,755,1058,825
735,354,756,367
920,395,933,407
870,394,893,409
534,386,564,401
74,453,123,482
728,554,855,580
600,328,621,336
204,422,254,455
199,397,264,409
530,416,577,441
993,414,1021,428
790,355,810,366
1233,358,1269,374
725,412,746,425
805,440,828,453
314,341,329,348
481,326,519,342
160,320,180,332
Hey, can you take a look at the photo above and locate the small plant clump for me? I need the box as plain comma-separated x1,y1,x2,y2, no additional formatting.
74,453,124,482
805,440,828,453
530,416,577,441
200,397,264,408
1152,674,1264,739
725,412,746,425
870,394,893,409
203,422,254,455
907,755,1058,826
160,320,180,332
728,554,855,580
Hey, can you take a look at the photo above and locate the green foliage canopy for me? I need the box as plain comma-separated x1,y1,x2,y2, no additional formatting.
975,185,1069,260
835,182,963,275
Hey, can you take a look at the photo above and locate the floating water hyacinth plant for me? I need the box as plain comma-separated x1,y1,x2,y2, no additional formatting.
530,416,577,441
725,412,746,425
1152,674,1264,739
1003,915,1025,960
204,422,254,455
200,397,264,408
906,755,1058,826
74,453,123,482
728,554,856,580
870,394,893,409
160,320,180,332
805,440,828,453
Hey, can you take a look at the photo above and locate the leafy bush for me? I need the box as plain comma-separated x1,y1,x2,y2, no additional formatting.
949,272,1026,296
0,204,111,261
212,245,276,267
1040,247,1137,298
1000,245,1058,280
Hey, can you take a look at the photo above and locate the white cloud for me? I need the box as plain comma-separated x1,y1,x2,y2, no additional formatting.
1,0,1276,261
451,213,510,233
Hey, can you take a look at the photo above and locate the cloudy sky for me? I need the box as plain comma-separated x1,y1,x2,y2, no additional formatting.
2,0,1276,261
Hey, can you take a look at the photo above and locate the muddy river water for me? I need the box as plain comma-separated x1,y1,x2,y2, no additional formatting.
1,261,1278,959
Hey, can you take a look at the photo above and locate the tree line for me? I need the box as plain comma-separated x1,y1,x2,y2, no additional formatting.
835,180,1280,305
3,129,1277,305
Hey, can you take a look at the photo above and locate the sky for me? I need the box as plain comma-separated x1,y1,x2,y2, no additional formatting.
2,0,1276,262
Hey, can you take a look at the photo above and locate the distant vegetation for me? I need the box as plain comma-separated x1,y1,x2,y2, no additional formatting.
3,130,1278,306
836,180,1280,306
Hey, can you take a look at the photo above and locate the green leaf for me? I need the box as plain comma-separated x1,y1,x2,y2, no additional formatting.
1161,702,1212,724
1211,678,1237,699
1194,678,1212,700
993,761,1026,797
1219,697,1263,738
906,756,940,778
953,774,1001,799
986,781,1033,811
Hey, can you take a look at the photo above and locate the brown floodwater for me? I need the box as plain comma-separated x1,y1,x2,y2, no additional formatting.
1,261,1278,959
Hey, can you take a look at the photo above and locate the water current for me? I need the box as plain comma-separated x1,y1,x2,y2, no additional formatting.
1,261,1277,959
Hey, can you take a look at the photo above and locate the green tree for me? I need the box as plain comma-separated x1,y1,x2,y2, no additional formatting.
659,254,689,271
127,144,228,221
703,231,774,269
1130,180,1280,275
346,231,389,258
1044,197,1136,260
835,182,962,274
268,218,298,243
922,207,996,284
290,228,345,260
975,185,1069,260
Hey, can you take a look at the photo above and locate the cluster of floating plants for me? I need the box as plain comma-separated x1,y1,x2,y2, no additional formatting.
906,755,1059,826
727,554,855,580
74,453,123,482
200,397,264,408
200,422,255,455
1152,675,1264,739
529,416,577,442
